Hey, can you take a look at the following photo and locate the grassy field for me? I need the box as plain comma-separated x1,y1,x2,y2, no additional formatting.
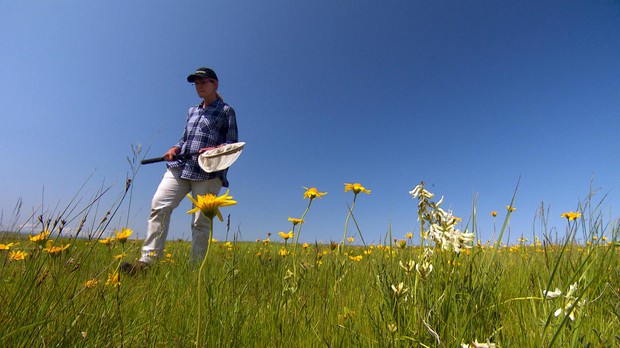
1,184,619,347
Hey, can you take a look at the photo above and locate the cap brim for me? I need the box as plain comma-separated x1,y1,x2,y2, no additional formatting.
187,74,203,83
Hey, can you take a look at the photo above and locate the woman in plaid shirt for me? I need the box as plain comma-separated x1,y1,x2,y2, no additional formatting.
123,67,238,274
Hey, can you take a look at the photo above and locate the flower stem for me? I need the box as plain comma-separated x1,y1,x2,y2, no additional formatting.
341,194,357,254
196,217,214,348
293,199,313,278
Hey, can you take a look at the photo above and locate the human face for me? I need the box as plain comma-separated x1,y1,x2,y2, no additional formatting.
193,77,218,101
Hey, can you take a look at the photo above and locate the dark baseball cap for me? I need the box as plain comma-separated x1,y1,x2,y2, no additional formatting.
187,67,218,82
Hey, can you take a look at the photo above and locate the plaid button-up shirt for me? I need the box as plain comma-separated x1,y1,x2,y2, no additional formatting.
167,98,238,186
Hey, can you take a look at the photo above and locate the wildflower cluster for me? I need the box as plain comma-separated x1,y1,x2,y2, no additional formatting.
410,182,474,253
5,230,74,261
106,272,121,288
391,282,409,300
97,228,133,248
397,248,433,279
1,176,618,347
544,282,587,321
416,248,434,280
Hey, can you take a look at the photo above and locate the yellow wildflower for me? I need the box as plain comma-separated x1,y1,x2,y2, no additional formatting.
405,232,413,239
302,243,309,249
288,217,304,226
161,253,175,263
348,255,363,262
43,243,71,257
115,228,133,244
84,279,99,288
0,242,17,250
506,206,516,212
187,189,237,221
278,248,289,256
398,239,407,249
9,250,28,261
344,183,371,195
106,272,121,288
29,230,50,244
279,231,294,241
113,252,127,260
303,186,327,200
347,236,355,243
560,211,581,221
98,237,114,245
491,211,498,217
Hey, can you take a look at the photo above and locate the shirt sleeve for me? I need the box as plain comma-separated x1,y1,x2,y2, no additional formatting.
225,106,239,144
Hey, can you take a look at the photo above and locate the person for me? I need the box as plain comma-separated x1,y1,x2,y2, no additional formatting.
122,67,238,274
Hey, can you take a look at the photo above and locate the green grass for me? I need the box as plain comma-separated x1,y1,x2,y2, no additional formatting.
1,233,618,347
1,176,618,347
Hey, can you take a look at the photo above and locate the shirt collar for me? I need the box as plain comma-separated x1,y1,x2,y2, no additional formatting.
198,97,223,109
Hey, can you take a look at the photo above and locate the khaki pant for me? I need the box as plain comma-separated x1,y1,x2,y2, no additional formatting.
140,167,222,263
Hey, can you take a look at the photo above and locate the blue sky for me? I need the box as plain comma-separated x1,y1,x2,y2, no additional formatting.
2,1,619,245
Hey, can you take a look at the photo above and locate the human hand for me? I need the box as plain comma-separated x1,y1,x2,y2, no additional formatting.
163,147,180,161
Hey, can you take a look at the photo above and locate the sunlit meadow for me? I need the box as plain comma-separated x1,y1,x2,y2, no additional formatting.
1,170,619,346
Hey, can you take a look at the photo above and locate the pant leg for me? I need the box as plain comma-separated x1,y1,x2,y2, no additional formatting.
189,178,223,261
140,168,191,263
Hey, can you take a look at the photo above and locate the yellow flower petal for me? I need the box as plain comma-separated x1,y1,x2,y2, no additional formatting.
303,187,327,200
115,228,133,244
9,250,28,261
344,183,371,195
186,190,237,221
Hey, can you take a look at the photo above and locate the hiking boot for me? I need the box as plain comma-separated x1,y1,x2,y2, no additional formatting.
120,261,149,276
